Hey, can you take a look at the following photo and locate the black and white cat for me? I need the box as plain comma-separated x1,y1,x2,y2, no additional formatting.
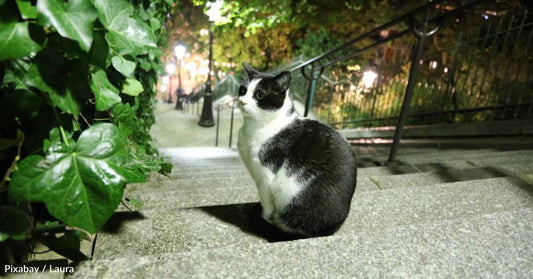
237,62,357,237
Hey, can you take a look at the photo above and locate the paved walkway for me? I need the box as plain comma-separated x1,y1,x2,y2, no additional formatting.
150,102,243,148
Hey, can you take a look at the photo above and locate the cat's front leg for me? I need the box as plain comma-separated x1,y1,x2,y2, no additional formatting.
256,184,275,223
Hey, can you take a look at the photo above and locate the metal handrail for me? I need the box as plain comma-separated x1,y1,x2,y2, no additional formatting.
289,0,448,73
214,97,238,147
284,0,490,162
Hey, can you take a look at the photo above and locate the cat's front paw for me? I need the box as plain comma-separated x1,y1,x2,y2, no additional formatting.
261,210,274,224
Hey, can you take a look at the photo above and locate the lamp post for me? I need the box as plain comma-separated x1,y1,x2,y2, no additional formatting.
199,0,225,127
165,63,176,103
174,43,186,110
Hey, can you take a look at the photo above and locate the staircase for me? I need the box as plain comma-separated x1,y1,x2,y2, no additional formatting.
68,145,533,278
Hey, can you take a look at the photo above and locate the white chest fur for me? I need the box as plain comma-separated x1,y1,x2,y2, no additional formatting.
237,115,304,223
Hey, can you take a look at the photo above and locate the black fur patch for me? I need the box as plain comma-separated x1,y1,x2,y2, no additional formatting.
258,119,358,237
252,71,291,111
242,63,291,111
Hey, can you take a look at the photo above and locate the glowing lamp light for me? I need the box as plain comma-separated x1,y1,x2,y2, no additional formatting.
165,63,176,75
362,70,378,88
174,44,186,60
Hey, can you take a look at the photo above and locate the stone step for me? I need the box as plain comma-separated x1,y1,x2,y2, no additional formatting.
71,207,533,278
130,152,532,196
415,153,533,172
122,177,379,211
393,149,533,165
370,162,531,190
173,163,245,173
357,148,497,160
127,162,428,196
96,177,533,259
126,159,532,211
168,149,532,179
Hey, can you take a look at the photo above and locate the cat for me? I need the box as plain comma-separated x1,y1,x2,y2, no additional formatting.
237,62,357,237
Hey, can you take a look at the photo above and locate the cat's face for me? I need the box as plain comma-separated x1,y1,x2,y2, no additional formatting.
238,62,291,119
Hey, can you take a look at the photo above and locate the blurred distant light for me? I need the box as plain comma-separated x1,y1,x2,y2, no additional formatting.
200,29,209,36
160,84,167,92
165,63,176,75
430,61,438,70
362,70,378,88
206,0,227,23
482,14,489,20
444,67,449,73
198,67,208,76
162,76,169,84
174,44,186,60
348,64,361,72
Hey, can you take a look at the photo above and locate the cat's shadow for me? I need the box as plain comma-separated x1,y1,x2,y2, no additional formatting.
198,202,308,242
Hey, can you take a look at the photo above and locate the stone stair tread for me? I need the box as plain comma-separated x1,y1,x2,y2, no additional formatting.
70,208,533,278
127,175,254,194
370,162,531,190
122,177,379,211
96,177,532,259
127,161,531,211
356,148,496,160
393,149,533,165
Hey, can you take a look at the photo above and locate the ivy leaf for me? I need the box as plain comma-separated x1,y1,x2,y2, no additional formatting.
16,0,38,20
33,48,91,116
37,0,98,52
35,221,65,233
9,123,145,233
90,69,121,111
0,205,32,241
92,0,156,54
89,29,109,69
0,8,41,61
122,78,143,96
39,230,89,261
149,18,160,31
111,55,136,78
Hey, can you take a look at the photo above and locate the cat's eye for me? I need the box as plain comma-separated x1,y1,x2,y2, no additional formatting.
255,91,265,100
238,86,247,96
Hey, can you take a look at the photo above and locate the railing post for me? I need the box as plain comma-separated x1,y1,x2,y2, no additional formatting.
388,5,439,163
229,101,235,148
215,106,220,146
302,65,324,117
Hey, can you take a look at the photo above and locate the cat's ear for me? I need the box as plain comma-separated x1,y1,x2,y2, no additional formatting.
273,71,291,94
243,62,261,79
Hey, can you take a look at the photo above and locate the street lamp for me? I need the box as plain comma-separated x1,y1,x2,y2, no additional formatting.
174,43,186,110
165,63,176,103
199,0,226,127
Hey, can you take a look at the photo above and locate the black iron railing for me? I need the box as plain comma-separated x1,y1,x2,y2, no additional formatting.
286,0,532,162
184,0,532,160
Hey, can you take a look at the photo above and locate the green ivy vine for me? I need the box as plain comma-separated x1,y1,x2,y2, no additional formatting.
0,0,173,263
